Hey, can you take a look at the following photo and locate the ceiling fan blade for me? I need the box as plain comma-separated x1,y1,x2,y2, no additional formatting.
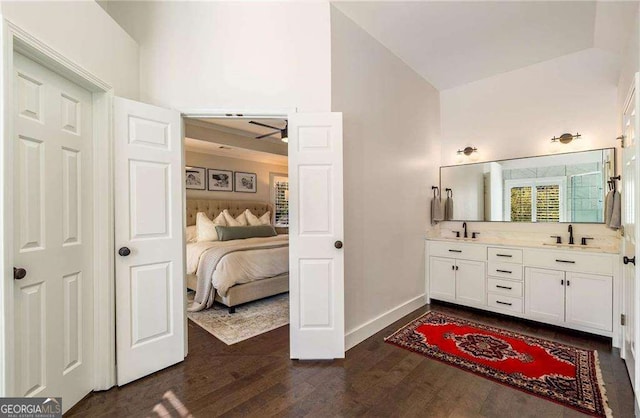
255,130,279,139
249,120,281,130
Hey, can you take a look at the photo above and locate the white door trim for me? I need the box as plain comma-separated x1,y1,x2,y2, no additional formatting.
0,19,116,395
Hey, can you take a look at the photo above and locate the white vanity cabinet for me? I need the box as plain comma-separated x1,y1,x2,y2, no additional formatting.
427,242,486,308
525,268,613,332
425,239,621,345
524,248,614,332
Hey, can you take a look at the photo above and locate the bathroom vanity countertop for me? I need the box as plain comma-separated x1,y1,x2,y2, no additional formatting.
425,236,621,254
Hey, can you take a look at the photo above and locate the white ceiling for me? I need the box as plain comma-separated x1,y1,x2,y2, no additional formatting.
333,1,638,90
185,137,288,166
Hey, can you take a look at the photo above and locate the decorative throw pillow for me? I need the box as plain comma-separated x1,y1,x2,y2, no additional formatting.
196,212,226,242
212,211,227,226
215,225,277,241
185,225,197,243
245,209,271,226
222,209,248,226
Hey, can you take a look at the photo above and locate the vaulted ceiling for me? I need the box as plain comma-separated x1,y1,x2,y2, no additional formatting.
333,1,638,90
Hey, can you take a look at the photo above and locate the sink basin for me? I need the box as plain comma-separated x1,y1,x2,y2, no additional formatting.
542,243,601,250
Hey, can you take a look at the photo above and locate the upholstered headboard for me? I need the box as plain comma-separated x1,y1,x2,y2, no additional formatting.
186,199,273,226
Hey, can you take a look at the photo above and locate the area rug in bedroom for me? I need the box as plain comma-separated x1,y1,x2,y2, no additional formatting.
187,292,289,345
385,311,611,417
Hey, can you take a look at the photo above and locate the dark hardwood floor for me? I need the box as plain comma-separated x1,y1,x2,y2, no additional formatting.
67,302,635,417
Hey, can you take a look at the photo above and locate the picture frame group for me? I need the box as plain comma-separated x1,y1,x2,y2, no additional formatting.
185,167,257,193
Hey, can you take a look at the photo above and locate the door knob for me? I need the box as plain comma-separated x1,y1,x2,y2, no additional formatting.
624,256,636,265
13,267,26,280
334,240,343,249
118,247,131,257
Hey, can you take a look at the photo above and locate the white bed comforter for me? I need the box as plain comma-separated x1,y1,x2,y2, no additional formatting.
187,235,289,312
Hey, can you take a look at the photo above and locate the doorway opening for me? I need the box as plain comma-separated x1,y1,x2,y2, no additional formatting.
182,115,290,346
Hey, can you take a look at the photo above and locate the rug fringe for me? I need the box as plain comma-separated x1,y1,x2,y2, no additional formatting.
593,350,614,418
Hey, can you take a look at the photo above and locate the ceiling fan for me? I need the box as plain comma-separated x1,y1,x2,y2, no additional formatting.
249,120,288,142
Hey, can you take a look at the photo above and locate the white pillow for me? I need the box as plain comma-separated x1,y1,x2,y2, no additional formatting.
185,225,197,243
212,211,227,226
222,209,248,226
245,209,271,226
196,212,226,242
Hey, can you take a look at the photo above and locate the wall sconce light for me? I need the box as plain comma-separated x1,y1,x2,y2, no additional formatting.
457,146,477,156
551,132,581,144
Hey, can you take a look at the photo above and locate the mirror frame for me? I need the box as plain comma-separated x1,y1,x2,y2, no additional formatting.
439,147,616,224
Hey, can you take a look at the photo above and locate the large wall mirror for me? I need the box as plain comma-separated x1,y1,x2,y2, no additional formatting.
440,148,615,223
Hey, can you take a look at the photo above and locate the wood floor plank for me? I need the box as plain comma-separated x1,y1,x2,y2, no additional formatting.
66,302,634,417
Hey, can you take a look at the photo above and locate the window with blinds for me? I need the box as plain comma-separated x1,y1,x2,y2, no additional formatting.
274,180,289,227
535,185,560,222
510,186,532,222
508,181,562,222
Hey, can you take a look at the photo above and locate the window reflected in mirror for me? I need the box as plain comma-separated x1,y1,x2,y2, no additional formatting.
440,148,614,223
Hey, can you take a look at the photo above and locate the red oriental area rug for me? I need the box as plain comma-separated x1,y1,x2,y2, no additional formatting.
385,311,611,417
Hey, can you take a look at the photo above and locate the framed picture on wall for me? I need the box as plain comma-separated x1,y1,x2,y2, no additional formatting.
185,166,206,190
234,171,257,193
208,169,233,192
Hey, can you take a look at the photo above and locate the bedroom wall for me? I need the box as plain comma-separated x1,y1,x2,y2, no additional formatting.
331,7,441,348
97,1,331,112
440,48,620,167
185,151,287,204
1,1,139,99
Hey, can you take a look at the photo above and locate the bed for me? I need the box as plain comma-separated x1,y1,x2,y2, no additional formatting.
185,199,289,313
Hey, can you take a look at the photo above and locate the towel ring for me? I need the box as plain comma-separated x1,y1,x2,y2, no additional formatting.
445,188,453,198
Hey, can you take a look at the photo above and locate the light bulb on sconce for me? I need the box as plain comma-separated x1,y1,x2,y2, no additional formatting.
457,146,478,156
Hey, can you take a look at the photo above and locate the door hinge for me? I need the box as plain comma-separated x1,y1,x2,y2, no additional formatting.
621,314,626,326
618,135,625,148
620,225,625,237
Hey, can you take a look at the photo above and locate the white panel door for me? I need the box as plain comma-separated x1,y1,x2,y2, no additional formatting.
455,259,486,306
622,72,640,390
525,267,565,323
12,52,94,412
565,272,612,332
114,98,184,385
429,257,456,301
288,113,344,359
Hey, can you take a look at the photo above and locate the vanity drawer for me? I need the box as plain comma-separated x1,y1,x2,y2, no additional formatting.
523,249,613,276
488,262,523,280
488,278,523,296
488,247,523,264
429,241,486,261
488,294,523,313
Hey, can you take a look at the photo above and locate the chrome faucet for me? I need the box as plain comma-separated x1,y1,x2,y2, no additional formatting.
463,222,468,239
568,224,574,245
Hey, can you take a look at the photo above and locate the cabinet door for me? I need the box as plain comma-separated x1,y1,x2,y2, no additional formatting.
565,272,613,331
456,259,486,306
525,268,565,323
429,257,456,301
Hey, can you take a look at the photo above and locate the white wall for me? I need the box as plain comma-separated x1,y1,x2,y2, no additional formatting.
441,48,620,166
331,7,441,347
185,151,287,204
617,4,639,121
1,1,139,99
101,1,331,112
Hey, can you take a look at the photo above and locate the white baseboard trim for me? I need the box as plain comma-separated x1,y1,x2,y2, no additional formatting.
345,293,426,351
